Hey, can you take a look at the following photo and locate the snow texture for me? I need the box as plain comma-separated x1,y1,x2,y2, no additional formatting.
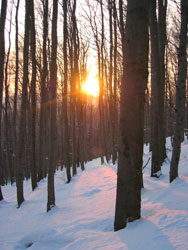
1,138,188,249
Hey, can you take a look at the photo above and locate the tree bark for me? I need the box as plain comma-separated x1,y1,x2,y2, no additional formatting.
108,0,116,164
0,0,8,199
38,0,49,182
150,0,163,177
114,0,149,231
47,0,58,212
158,0,167,162
112,0,118,163
16,0,31,207
4,3,14,185
13,0,20,159
30,0,37,191
100,0,109,163
0,186,3,200
170,0,188,183
63,0,71,183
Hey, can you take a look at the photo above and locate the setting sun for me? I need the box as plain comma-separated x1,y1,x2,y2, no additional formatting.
82,74,99,97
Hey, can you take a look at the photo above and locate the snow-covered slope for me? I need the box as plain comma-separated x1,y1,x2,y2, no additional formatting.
1,138,188,250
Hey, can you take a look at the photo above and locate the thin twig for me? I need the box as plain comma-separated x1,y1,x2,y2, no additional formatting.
142,157,151,170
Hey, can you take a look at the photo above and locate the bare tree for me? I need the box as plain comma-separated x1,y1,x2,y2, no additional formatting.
30,0,37,190
13,0,20,157
72,0,79,174
4,2,14,185
108,0,117,164
112,0,118,163
149,0,163,177
149,0,168,177
158,0,167,161
0,0,8,200
114,0,149,231
16,0,31,207
63,0,71,182
38,0,49,182
170,0,188,183
47,0,58,212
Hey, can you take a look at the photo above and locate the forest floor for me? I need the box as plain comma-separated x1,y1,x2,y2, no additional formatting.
1,138,188,250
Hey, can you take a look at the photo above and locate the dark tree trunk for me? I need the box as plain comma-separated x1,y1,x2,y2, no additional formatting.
100,0,109,163
30,0,37,191
158,0,167,162
0,186,3,200
4,4,14,185
16,0,31,207
150,0,163,177
114,0,149,231
47,0,58,212
13,0,20,158
63,0,71,183
38,0,49,182
170,0,188,183
108,0,117,164
70,0,78,176
112,0,118,164
0,0,8,199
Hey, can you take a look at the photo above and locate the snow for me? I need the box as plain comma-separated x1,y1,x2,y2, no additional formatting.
1,138,188,250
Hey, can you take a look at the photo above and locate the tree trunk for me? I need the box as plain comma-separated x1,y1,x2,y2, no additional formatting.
38,0,48,182
150,0,163,177
170,0,187,183
63,0,71,183
114,0,149,231
158,0,167,161
16,0,31,207
4,4,14,185
13,0,20,160
112,0,118,164
108,0,117,164
30,0,37,191
0,186,3,200
70,0,78,176
47,0,58,212
100,0,109,163
0,0,8,199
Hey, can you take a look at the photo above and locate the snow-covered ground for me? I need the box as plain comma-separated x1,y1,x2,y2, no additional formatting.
1,138,188,250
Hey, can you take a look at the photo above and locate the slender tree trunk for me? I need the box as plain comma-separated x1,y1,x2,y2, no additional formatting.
100,0,109,163
158,0,167,161
119,0,125,53
70,0,78,176
114,0,149,231
112,0,118,164
38,0,48,182
0,186,3,200
13,0,20,158
16,0,31,207
78,94,85,171
71,100,77,175
170,0,188,183
108,0,116,163
47,0,58,212
4,4,14,184
0,0,8,199
63,0,71,183
30,0,37,191
150,0,162,177
79,44,88,169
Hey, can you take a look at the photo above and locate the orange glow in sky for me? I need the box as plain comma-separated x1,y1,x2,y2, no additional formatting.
82,74,99,97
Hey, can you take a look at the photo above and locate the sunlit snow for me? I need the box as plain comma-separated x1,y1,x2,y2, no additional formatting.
1,137,188,249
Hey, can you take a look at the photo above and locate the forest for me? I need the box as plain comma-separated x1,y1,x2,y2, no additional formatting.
0,0,188,245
